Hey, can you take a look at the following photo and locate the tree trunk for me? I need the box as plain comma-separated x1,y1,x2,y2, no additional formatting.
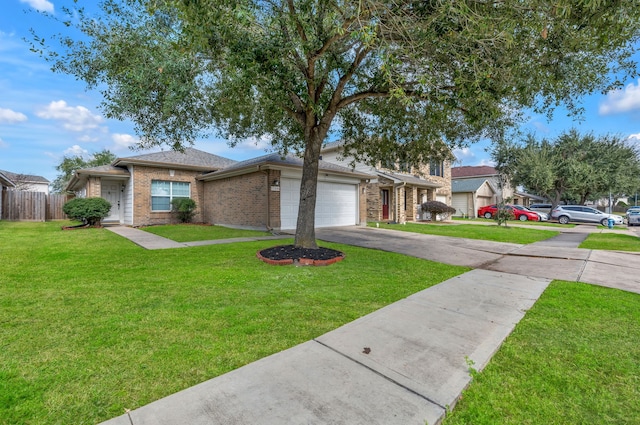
294,130,325,249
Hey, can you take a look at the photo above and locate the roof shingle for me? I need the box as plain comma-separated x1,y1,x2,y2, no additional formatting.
451,165,497,178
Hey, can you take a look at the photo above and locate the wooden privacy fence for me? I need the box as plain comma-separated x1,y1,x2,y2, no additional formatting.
1,190,68,221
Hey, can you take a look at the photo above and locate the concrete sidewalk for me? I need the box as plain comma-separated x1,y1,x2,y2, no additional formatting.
101,269,549,425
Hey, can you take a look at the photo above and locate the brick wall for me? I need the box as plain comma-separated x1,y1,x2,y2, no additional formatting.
202,170,281,230
131,166,205,227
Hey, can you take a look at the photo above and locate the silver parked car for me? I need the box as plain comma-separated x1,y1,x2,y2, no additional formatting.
628,210,640,226
529,203,552,214
626,206,640,215
551,205,623,225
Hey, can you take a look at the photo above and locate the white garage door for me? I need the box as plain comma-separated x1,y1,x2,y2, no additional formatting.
451,194,468,217
280,178,358,229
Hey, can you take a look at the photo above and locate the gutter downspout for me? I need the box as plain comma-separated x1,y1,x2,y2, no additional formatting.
259,166,273,232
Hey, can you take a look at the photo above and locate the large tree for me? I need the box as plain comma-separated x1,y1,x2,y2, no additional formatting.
492,129,640,207
34,0,640,247
51,149,117,193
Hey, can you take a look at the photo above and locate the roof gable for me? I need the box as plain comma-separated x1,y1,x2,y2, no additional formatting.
0,169,50,184
452,177,495,193
199,153,373,180
113,147,237,170
451,165,498,178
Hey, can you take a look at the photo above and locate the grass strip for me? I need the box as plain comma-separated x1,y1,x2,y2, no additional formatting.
369,222,558,244
579,233,640,252
442,281,640,425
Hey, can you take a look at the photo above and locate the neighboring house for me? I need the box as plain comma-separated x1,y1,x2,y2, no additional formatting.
451,177,497,218
66,148,371,230
0,171,16,220
451,166,545,207
0,169,50,194
320,141,452,223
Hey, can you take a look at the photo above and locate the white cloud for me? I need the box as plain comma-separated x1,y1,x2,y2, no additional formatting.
241,135,273,151
0,107,28,123
20,0,54,13
64,144,89,157
627,133,640,143
452,147,475,163
599,80,640,115
78,135,99,143
0,138,8,148
112,133,139,150
478,158,496,167
36,100,103,132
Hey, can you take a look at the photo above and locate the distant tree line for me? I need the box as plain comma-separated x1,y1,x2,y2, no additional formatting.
492,129,640,209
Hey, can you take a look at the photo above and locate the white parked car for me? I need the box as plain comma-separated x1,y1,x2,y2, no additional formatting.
551,205,623,226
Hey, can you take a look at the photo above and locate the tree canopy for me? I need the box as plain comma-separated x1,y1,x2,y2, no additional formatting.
34,0,640,246
492,129,640,207
51,149,117,193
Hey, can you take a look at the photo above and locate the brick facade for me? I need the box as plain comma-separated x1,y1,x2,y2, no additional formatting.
357,161,453,223
202,170,281,230
130,165,206,227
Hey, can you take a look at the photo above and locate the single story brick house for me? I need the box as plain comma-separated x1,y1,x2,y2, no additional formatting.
67,148,371,230
320,141,452,223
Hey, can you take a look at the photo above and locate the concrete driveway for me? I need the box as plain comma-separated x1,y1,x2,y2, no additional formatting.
316,226,640,294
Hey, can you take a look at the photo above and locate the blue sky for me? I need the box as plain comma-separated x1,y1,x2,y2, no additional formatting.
1,0,640,183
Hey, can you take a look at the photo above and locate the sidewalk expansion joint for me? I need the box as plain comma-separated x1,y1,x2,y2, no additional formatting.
312,339,447,412
503,252,582,260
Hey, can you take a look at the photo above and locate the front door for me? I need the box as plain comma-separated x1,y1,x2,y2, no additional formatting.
381,189,390,220
101,180,122,222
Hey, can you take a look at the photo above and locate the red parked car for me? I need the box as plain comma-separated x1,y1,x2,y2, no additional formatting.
477,204,540,221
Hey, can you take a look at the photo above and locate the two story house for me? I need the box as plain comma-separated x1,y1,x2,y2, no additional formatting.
320,141,452,223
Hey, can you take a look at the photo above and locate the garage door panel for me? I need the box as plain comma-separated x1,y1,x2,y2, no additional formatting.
281,178,358,229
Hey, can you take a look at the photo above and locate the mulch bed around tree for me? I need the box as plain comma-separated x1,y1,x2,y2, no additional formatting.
257,245,345,266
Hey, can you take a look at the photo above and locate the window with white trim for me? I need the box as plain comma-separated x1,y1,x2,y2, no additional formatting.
151,180,190,211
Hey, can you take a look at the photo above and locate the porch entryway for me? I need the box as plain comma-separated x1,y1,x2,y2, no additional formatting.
101,180,123,223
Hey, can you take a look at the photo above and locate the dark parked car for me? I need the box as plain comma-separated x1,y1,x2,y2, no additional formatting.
551,205,623,225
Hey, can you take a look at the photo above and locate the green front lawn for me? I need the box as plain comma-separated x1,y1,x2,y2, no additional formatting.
141,223,271,242
579,233,640,252
443,281,640,425
0,221,467,424
369,222,559,244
